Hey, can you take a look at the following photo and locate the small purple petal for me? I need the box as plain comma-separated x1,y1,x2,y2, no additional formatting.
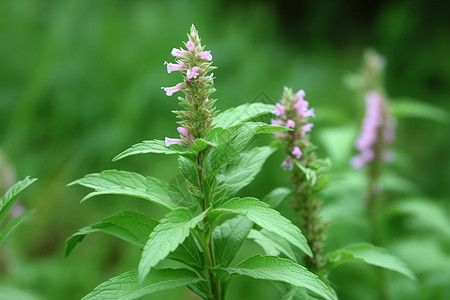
186,41,195,51
292,146,302,159
165,137,183,147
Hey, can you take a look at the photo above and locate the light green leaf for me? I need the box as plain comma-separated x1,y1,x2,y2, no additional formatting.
213,215,253,267
248,229,296,261
82,268,201,300
255,124,290,134
212,197,311,256
0,209,35,247
326,243,415,279
138,208,209,281
225,255,337,300
0,177,37,225
65,211,157,256
294,162,317,185
214,103,275,128
218,146,275,198
318,125,357,167
191,138,216,152
112,139,193,161
69,170,180,210
391,98,449,123
262,187,293,208
178,156,198,187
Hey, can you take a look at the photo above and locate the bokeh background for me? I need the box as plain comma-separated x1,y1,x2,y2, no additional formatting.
1,0,449,299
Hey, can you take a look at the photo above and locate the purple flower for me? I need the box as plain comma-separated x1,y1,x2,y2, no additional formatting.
286,119,296,128
350,155,365,169
295,89,306,101
281,156,294,170
187,66,200,79
292,146,302,159
274,103,286,117
165,137,183,147
171,48,188,57
186,41,195,51
271,119,285,126
302,123,314,133
198,51,212,61
177,127,194,143
303,108,315,118
161,83,183,96
165,61,185,73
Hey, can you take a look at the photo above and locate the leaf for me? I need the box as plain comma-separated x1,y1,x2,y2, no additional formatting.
213,215,253,267
0,209,35,247
214,103,275,128
65,211,158,256
166,235,204,269
225,255,337,300
390,98,449,123
112,139,193,161
248,229,296,261
69,170,180,211
294,162,318,185
326,243,415,279
262,187,293,208
211,197,311,256
318,125,358,167
82,268,201,300
191,138,216,152
0,177,37,226
138,208,209,281
217,146,275,198
255,124,290,134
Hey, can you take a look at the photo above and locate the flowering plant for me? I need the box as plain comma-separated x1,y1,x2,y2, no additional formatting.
66,26,337,300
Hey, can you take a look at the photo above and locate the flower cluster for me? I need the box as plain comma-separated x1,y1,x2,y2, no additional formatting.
351,91,395,168
272,87,315,170
162,25,216,147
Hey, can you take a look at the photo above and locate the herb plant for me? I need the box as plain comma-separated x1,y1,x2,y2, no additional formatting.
66,25,337,300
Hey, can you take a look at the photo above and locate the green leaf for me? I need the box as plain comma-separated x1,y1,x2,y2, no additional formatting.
191,138,216,152
178,156,198,187
69,170,180,210
391,98,449,123
294,162,318,185
225,255,337,300
0,177,37,226
112,139,193,161
212,197,311,256
213,215,253,267
255,124,290,134
65,211,157,256
262,187,293,208
82,268,201,300
248,229,296,261
218,146,275,198
0,209,35,247
214,103,275,128
138,208,209,281
166,235,204,269
326,243,415,279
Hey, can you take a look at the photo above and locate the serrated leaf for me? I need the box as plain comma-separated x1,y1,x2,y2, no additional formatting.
212,197,311,256
214,103,275,128
218,146,275,198
248,229,296,261
326,243,415,279
166,234,204,269
0,177,37,226
0,209,35,247
213,215,253,267
255,124,291,134
262,187,293,208
191,138,216,152
82,268,201,300
69,170,180,210
112,139,193,161
178,156,198,186
138,208,209,281
225,255,337,300
65,211,158,256
391,98,448,123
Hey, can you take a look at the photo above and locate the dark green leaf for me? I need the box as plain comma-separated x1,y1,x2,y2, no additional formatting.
226,255,337,300
82,268,201,300
69,170,181,210
262,187,293,208
112,139,193,161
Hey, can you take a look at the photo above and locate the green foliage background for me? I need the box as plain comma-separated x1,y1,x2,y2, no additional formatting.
0,0,449,299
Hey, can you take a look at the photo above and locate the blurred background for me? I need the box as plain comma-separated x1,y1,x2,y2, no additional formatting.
0,0,449,299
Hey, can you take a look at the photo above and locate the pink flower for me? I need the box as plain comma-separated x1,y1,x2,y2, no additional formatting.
286,119,296,128
274,103,286,117
161,83,183,96
177,127,194,143
171,48,188,57
302,123,314,133
187,66,200,79
271,119,284,126
281,156,294,170
294,89,306,101
350,155,365,169
303,108,315,118
293,99,309,115
292,146,302,159
186,41,195,51
165,137,183,147
198,51,212,61
165,61,185,73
